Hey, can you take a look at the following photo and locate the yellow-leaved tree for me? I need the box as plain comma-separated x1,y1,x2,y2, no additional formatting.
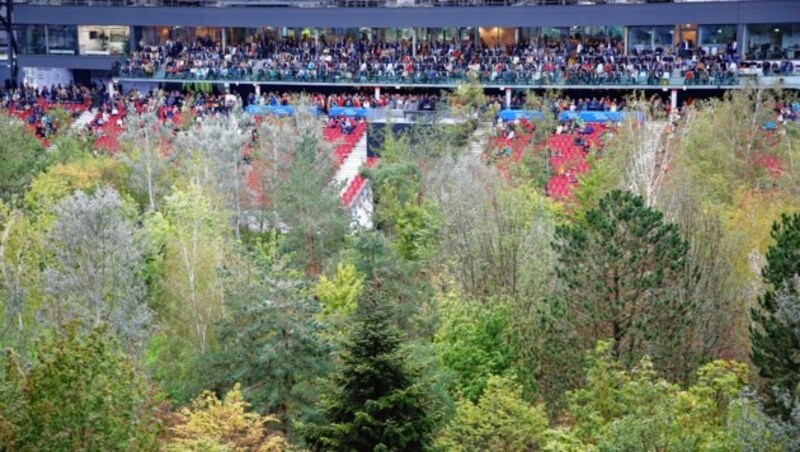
166,383,288,452
314,261,363,317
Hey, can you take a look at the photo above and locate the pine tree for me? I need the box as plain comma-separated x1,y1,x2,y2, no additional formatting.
751,212,800,418
299,295,435,451
553,189,690,367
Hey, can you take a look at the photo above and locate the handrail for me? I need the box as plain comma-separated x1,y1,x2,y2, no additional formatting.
18,0,784,7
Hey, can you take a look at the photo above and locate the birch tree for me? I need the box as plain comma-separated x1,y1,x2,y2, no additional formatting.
119,107,173,212
158,183,227,354
175,108,252,236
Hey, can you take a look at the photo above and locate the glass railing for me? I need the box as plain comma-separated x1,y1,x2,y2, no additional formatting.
112,64,740,86
20,0,762,7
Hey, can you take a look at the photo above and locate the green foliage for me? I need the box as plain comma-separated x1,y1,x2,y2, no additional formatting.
277,133,347,277
46,133,94,166
298,296,436,451
548,341,784,451
553,189,690,367
435,295,515,402
24,157,125,222
0,114,47,204
315,262,363,317
573,150,622,217
348,231,433,337
389,200,440,262
369,161,423,234
0,325,163,450
203,256,333,437
436,375,548,451
751,212,800,418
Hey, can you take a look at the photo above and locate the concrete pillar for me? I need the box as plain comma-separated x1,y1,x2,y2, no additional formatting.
108,80,115,98
221,27,227,52
505,88,511,109
255,84,261,98
412,28,417,58
670,89,678,113
623,26,629,54
375,86,380,101
314,28,320,50
736,23,746,59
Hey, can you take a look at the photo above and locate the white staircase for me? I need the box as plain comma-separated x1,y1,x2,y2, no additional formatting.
334,133,373,229
71,109,96,131
335,133,368,194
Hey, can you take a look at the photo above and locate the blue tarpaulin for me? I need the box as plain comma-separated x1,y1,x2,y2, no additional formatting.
558,111,645,123
498,110,546,121
245,105,296,116
328,107,368,118
244,105,321,116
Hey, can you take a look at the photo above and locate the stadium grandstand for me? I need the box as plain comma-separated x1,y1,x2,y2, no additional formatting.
4,0,800,92
4,0,800,226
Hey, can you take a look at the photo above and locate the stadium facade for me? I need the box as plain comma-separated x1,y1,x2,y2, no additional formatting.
7,0,800,87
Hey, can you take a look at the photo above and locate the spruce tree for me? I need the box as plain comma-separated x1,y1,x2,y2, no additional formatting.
751,212,800,417
299,294,435,451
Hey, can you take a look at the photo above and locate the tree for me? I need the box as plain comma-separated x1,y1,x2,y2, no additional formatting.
0,203,42,352
204,255,333,436
435,295,515,402
751,212,800,418
553,189,690,366
174,109,251,234
166,383,288,452
315,262,363,317
547,341,785,451
275,130,347,278
298,296,436,451
435,375,548,451
428,154,557,302
145,184,229,402
159,184,228,354
0,326,163,450
42,188,151,349
0,113,47,203
764,276,800,447
24,157,126,223
119,107,174,212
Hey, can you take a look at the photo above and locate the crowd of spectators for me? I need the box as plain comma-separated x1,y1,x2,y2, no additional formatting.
115,35,743,86
1,83,100,138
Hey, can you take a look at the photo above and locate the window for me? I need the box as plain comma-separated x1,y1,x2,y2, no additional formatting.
78,25,129,55
47,25,77,55
16,25,47,55
698,24,735,46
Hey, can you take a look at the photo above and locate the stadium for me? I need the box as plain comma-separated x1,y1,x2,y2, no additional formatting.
1,0,800,449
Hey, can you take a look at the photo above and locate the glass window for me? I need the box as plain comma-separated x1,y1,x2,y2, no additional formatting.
47,25,77,55
746,23,800,60
629,26,653,50
16,25,47,55
78,25,129,56
653,27,674,47
699,24,736,46
0,30,8,59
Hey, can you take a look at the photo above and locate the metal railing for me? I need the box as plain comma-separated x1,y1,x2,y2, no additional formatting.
19,0,760,7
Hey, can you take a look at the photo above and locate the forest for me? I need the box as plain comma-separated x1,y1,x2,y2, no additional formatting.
1,86,800,451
